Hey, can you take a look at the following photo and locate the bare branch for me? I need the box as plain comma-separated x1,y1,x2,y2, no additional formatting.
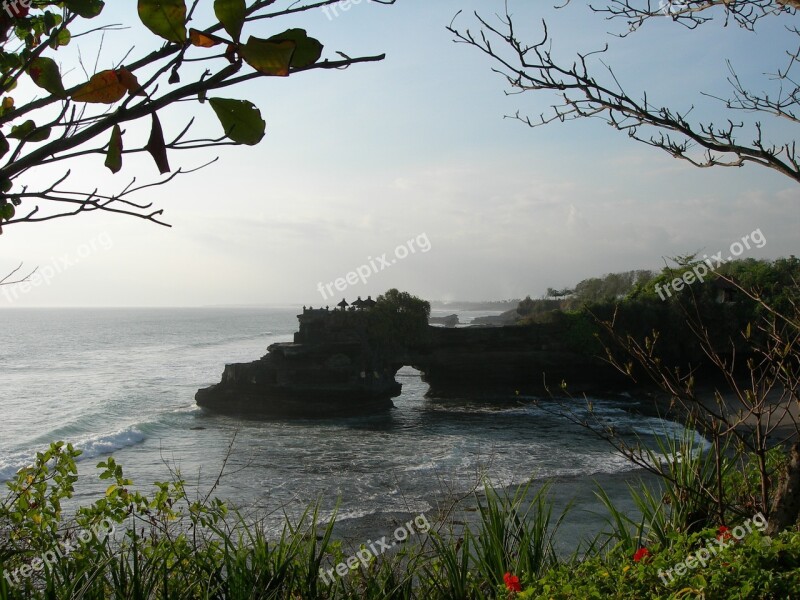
449,3,800,184
0,263,37,286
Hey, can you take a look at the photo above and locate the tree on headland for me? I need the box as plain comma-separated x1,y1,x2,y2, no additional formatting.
449,0,800,184
518,270,655,317
0,0,394,234
367,288,431,353
545,287,573,299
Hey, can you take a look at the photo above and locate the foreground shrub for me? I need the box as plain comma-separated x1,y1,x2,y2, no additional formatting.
1,444,799,599
525,528,800,600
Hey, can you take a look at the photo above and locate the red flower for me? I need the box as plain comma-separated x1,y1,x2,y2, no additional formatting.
503,572,522,593
717,525,732,542
633,547,650,562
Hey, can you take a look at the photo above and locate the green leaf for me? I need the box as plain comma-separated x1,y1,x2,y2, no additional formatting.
1,203,15,221
214,0,246,42
28,57,66,97
240,37,295,76
0,53,22,72
0,133,8,160
137,0,187,44
43,12,59,33
105,124,123,174
64,0,105,18
208,98,265,146
52,28,72,48
8,120,50,142
267,28,323,68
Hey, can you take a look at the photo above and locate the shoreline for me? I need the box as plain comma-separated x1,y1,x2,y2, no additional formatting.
326,466,661,558
644,384,800,445
327,382,799,555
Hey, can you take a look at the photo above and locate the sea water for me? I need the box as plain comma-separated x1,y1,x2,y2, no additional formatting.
0,307,706,535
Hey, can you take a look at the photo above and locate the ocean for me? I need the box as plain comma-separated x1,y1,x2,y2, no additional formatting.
0,307,705,536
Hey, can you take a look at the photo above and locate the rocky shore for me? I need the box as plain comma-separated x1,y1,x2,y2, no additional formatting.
196,307,400,416
196,304,630,416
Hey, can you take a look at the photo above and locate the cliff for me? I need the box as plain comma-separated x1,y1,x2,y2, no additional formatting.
196,306,625,416
196,308,400,416
410,324,626,396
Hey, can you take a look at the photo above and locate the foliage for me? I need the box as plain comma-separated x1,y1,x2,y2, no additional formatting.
725,448,789,518
521,528,800,600
469,482,565,588
519,271,654,318
568,270,655,307
516,296,561,318
588,432,786,549
513,258,800,367
721,256,800,315
0,443,335,599
593,428,729,551
0,1,391,230
1,443,798,598
366,288,431,354
559,309,603,354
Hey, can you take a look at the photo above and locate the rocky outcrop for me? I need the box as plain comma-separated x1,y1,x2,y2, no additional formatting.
429,314,459,328
410,324,626,396
470,308,520,326
196,308,626,416
196,308,400,416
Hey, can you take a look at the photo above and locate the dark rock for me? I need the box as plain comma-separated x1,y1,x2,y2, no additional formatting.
196,307,627,417
470,308,520,326
196,307,400,417
409,324,626,397
429,314,459,328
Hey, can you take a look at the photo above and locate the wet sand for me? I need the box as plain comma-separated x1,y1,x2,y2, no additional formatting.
649,386,799,445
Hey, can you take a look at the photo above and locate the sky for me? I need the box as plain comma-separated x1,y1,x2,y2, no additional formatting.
1,0,798,307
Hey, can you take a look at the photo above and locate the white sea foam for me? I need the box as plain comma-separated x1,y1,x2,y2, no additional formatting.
0,425,147,483
171,404,202,414
74,425,147,458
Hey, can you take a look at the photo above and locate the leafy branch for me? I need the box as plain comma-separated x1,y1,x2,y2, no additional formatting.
0,0,395,231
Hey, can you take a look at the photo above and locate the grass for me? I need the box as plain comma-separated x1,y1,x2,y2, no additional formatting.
1,440,798,599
